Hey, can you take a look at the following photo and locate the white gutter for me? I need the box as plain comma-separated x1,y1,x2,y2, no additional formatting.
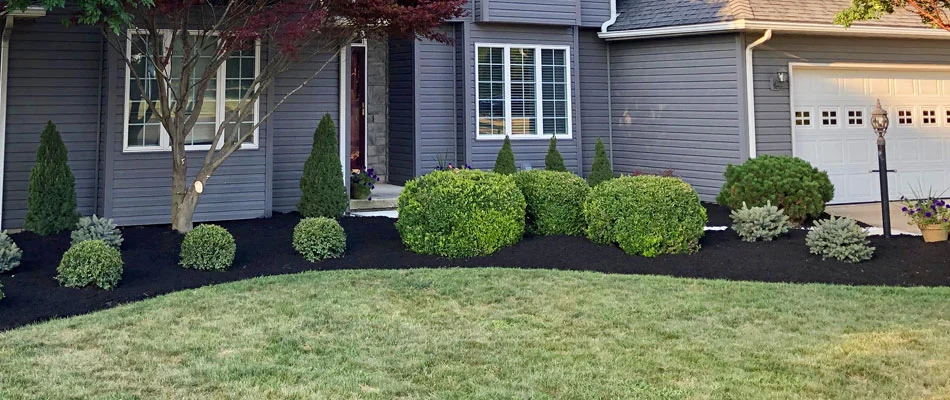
0,6,45,228
599,19,950,41
744,29,772,159
600,0,618,33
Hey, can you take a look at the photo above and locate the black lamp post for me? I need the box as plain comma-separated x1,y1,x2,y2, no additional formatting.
871,99,891,238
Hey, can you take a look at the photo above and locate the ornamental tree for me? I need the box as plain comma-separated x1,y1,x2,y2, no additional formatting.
8,0,466,232
836,0,950,30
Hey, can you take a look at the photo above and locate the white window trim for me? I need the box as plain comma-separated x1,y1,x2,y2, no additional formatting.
123,29,261,153
844,107,866,128
793,107,814,128
474,43,573,141
896,106,916,127
921,106,939,127
818,107,839,129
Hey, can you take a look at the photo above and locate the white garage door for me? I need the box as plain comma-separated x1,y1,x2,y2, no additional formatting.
792,67,950,203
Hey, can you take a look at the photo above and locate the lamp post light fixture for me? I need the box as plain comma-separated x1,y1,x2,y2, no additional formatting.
871,99,892,238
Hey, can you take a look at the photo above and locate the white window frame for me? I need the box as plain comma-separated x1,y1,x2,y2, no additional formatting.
123,29,261,153
818,107,839,128
844,107,865,128
896,107,916,126
794,107,814,128
474,43,573,140
921,106,939,127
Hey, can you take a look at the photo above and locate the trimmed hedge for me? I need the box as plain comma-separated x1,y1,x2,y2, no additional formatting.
513,170,589,236
56,240,123,290
717,155,834,225
180,224,236,270
293,217,347,262
396,169,526,257
585,176,707,257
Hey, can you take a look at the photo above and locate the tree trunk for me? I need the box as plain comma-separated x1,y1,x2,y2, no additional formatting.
170,142,201,233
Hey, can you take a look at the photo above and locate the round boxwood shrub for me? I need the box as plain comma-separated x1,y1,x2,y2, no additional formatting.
56,240,123,290
513,170,589,236
180,224,236,270
717,155,834,225
293,217,347,262
585,176,707,257
396,169,526,258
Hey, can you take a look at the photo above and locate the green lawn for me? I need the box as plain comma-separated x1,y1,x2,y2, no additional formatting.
2,269,950,399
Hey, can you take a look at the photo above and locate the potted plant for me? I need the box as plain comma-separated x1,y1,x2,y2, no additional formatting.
901,195,950,242
350,168,379,200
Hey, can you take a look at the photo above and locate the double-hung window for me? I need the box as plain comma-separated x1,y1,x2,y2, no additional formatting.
476,44,572,139
125,31,260,152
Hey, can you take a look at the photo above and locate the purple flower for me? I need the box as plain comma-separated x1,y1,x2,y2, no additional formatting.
909,210,916,215
926,212,933,218
367,197,372,201
902,206,908,212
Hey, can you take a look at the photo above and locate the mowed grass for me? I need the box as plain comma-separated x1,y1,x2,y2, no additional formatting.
2,269,950,399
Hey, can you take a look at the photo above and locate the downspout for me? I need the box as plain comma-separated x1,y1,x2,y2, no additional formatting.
605,44,614,166
0,15,14,228
600,0,618,33
744,29,772,158
93,34,104,215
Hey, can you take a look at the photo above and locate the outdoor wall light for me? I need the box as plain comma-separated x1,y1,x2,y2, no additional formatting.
871,99,892,238
770,71,789,90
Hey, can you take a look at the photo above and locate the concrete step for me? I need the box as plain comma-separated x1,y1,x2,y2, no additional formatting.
350,197,397,211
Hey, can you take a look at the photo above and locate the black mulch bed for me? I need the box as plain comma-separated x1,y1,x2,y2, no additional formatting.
1,203,947,331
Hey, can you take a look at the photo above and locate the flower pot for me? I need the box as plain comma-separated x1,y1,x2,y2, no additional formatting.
919,224,949,243
351,186,371,200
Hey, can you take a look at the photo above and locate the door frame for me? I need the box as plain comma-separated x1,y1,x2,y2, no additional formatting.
347,39,368,172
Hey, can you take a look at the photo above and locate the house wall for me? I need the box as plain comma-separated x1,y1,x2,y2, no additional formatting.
3,11,103,228
752,34,950,156
270,52,342,212
365,39,389,182
415,25,461,174
607,33,744,199
388,39,416,184
474,0,611,28
463,23,582,173
578,28,610,177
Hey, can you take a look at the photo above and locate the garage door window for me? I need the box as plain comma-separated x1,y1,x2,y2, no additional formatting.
845,108,864,127
820,108,839,128
922,108,938,126
795,109,812,127
897,108,914,126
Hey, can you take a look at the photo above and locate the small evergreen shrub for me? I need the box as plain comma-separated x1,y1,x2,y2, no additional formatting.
493,136,517,175
71,215,123,249
396,169,526,257
545,136,567,172
588,138,613,186
717,155,834,225
806,217,874,263
293,217,347,262
730,202,790,242
180,224,236,270
514,170,589,236
56,240,123,290
298,114,348,218
585,176,707,257
25,121,79,235
0,231,22,273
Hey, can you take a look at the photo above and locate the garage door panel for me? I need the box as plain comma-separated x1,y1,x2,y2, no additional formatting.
793,67,950,204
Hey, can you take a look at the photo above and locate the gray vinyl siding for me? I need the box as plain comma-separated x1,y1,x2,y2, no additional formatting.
578,29,610,177
752,34,950,157
465,24,581,173
388,39,415,184
3,11,103,228
483,0,578,25
580,0,612,28
415,26,461,174
608,34,744,199
271,52,341,212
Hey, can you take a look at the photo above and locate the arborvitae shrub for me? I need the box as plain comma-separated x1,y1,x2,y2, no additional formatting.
545,136,567,172
180,224,236,271
0,231,22,273
588,138,613,186
293,217,347,262
493,136,517,175
56,240,123,290
24,121,79,235
298,114,348,218
71,215,123,249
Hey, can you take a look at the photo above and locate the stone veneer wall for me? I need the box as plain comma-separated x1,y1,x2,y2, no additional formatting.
365,39,390,183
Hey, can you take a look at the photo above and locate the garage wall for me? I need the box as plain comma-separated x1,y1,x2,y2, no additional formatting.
752,34,950,156
608,33,745,199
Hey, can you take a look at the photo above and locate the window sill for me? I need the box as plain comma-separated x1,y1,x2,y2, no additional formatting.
122,144,259,153
475,134,573,142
